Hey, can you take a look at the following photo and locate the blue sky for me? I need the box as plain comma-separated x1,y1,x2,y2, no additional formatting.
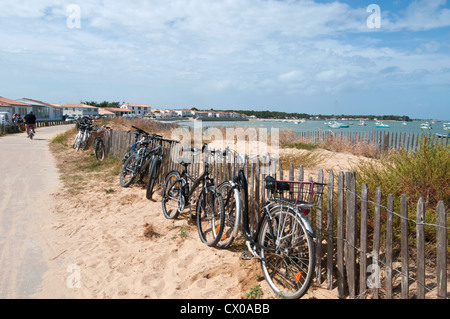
0,0,449,119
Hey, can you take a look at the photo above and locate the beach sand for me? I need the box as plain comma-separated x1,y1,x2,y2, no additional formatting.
32,138,368,299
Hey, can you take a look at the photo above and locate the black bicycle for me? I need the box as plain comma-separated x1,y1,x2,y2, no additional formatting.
92,125,110,161
145,135,179,201
161,144,225,247
122,126,152,165
216,147,324,299
119,134,162,188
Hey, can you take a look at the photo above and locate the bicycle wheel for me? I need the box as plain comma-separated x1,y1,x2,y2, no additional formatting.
95,140,105,161
196,186,225,247
72,133,80,149
217,181,241,248
146,155,161,200
161,170,184,219
257,205,315,299
120,154,139,187
82,132,90,150
75,133,83,152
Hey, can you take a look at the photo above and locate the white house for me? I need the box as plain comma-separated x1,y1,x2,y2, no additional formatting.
17,98,64,121
173,109,193,117
61,103,99,118
120,103,151,116
191,110,210,118
0,96,31,118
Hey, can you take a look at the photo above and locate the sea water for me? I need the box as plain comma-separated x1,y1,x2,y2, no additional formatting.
178,119,450,136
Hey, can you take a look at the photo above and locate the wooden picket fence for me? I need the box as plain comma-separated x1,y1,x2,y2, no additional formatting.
294,130,449,153
102,129,448,299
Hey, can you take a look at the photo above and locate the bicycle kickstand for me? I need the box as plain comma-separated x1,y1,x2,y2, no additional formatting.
241,251,254,261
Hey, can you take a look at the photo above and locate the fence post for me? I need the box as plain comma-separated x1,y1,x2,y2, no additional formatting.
359,183,368,299
386,194,394,299
345,172,357,298
327,170,334,291
372,187,382,299
416,197,425,299
315,169,324,284
401,194,409,299
436,201,447,299
337,171,345,298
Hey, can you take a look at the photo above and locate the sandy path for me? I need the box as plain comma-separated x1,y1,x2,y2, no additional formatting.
0,125,74,298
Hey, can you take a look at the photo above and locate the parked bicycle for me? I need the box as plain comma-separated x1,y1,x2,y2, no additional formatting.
145,135,179,201
122,126,152,165
92,125,111,162
216,146,325,299
216,147,273,249
73,118,93,152
120,133,162,187
161,144,225,247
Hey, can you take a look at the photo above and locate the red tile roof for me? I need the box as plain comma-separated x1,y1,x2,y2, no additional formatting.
0,96,30,106
61,103,97,109
104,107,132,112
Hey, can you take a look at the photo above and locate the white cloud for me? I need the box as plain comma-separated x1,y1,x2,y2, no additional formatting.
383,0,450,31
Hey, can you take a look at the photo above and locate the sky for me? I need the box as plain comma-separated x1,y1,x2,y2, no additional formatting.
0,0,449,120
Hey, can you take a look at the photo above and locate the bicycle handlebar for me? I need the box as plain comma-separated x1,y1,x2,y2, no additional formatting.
221,146,278,162
131,125,150,135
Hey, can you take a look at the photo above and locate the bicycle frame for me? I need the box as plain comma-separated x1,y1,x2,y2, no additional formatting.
239,167,316,259
180,162,209,202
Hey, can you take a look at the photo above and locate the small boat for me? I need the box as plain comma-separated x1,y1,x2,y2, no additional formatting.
328,123,340,129
420,122,432,130
402,122,408,125
328,121,349,129
436,133,449,138
376,121,390,128
358,120,366,126
443,123,450,131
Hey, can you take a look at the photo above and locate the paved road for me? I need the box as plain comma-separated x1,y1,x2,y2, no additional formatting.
0,125,74,298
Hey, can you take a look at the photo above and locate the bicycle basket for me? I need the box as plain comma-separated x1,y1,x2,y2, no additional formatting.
265,177,325,207
92,127,105,138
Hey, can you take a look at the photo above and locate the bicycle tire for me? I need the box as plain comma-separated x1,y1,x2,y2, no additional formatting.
161,170,184,219
217,181,241,249
72,133,80,149
95,140,105,161
82,132,90,150
257,205,315,299
120,154,139,187
146,155,161,200
196,186,225,247
75,133,83,152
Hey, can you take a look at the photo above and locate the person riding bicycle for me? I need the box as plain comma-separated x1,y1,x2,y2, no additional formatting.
24,111,37,137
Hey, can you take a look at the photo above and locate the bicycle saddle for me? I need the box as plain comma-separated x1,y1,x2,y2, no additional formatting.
264,176,290,191
176,158,192,166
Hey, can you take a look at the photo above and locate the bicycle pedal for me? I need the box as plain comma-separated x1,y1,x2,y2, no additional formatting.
241,252,254,260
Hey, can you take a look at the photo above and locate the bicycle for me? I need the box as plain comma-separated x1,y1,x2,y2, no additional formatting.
161,144,225,247
119,134,165,188
145,135,179,201
92,125,111,162
216,147,273,249
122,126,151,165
73,118,93,152
28,127,35,140
217,147,325,299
